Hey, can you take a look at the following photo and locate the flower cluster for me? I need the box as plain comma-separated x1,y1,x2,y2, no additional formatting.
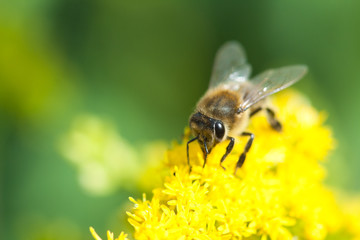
90,227,128,240
60,115,168,196
59,115,139,195
92,90,359,240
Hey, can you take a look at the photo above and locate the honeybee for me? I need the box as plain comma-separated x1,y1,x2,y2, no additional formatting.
188,41,308,174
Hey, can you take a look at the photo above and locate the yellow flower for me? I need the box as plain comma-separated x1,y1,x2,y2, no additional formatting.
91,90,359,240
90,227,128,240
59,115,140,195
60,115,168,195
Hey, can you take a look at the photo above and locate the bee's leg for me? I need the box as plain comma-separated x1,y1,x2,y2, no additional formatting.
187,136,199,171
203,140,209,168
250,107,262,117
219,136,235,170
235,132,254,174
251,106,282,131
266,108,282,132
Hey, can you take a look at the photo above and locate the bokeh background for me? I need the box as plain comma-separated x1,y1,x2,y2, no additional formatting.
1,1,360,239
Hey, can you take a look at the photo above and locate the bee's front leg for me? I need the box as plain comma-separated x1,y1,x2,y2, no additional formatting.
202,139,210,168
187,136,199,170
219,136,235,170
235,132,254,174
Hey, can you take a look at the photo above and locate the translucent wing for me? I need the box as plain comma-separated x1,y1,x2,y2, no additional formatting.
209,41,252,89
239,65,308,112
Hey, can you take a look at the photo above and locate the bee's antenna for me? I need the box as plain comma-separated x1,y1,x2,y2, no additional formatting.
187,136,199,168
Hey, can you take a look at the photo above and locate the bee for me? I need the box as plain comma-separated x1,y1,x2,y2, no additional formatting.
188,41,308,174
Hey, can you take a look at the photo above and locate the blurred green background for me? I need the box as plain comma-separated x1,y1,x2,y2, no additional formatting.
1,1,360,239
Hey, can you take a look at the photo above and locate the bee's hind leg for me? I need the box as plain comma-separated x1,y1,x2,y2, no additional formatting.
266,108,282,132
234,132,254,174
250,107,262,117
250,107,282,132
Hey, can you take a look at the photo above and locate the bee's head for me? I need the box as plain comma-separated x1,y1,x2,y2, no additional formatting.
189,112,226,152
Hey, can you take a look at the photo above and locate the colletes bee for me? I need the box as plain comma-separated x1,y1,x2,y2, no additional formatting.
188,41,308,174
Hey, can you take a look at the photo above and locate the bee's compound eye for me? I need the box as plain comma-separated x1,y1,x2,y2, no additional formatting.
215,122,225,139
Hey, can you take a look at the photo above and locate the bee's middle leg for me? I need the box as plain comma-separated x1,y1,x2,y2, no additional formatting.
235,132,254,174
219,136,235,170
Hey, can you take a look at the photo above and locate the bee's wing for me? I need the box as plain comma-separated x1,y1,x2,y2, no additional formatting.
209,41,252,89
239,65,308,111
